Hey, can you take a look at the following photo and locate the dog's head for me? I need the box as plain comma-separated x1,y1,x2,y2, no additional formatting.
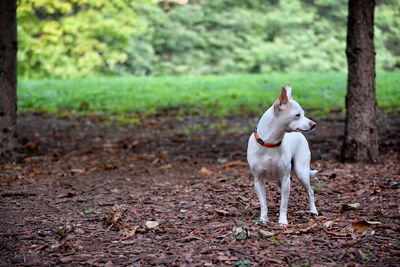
273,82,316,133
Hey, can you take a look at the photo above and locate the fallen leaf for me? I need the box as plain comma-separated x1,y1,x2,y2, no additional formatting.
220,160,248,169
104,163,115,170
151,256,178,265
217,255,239,262
105,148,118,153
390,182,400,189
235,259,251,266
370,186,382,195
351,220,379,233
283,222,318,234
128,140,139,150
323,221,334,228
60,256,74,264
259,230,275,239
70,168,85,175
120,225,139,238
200,167,213,176
235,227,249,240
57,192,75,198
206,221,234,229
234,220,250,240
108,205,123,222
234,219,248,228
74,228,85,235
84,208,95,215
160,164,172,170
25,143,36,150
215,209,230,216
86,258,99,265
339,202,361,211
106,205,138,237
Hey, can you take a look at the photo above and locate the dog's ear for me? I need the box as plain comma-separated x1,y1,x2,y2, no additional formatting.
285,82,293,100
274,86,289,111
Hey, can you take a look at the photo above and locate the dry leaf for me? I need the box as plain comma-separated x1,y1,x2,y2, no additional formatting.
106,205,139,237
259,230,275,238
351,220,379,233
283,222,318,234
220,160,248,169
70,168,85,175
120,225,139,238
323,221,334,228
339,202,361,211
215,209,230,216
216,255,238,262
235,226,250,240
160,164,172,170
104,163,115,170
200,167,213,176
25,143,37,150
109,204,123,223
128,140,139,150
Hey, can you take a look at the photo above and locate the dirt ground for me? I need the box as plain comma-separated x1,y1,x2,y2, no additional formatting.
0,113,399,266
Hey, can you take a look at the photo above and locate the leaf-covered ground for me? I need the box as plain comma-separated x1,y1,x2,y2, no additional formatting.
1,113,399,266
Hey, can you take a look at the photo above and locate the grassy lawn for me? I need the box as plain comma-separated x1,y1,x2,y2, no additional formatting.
18,72,399,122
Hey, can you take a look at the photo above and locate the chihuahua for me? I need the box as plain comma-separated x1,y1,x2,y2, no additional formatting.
247,83,318,225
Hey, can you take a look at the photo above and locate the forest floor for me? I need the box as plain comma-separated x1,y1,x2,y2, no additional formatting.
0,113,399,266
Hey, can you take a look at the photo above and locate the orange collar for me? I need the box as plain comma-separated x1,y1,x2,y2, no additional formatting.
254,126,282,148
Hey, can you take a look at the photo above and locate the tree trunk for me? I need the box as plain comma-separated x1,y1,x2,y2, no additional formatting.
0,0,18,163
342,0,379,163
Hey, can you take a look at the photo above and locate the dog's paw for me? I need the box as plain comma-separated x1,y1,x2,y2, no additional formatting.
310,208,318,215
278,217,288,226
259,215,269,224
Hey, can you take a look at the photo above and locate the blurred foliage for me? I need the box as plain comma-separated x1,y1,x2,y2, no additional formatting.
17,0,150,78
18,0,400,78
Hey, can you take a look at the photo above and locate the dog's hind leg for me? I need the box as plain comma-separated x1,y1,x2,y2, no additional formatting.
254,176,268,223
278,174,291,226
294,162,318,215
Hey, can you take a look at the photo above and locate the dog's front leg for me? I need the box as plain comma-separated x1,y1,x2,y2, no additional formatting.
254,176,268,223
278,175,291,226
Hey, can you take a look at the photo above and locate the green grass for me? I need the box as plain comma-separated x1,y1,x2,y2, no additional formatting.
18,72,400,122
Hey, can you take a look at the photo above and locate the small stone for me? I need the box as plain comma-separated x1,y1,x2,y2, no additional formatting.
145,221,159,229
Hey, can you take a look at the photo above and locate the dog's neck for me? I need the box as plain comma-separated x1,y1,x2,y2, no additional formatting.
256,107,287,145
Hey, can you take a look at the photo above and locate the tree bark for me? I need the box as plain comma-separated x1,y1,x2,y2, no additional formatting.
342,0,379,163
0,0,18,163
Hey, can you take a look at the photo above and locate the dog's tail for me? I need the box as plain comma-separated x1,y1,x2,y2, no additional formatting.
310,169,318,181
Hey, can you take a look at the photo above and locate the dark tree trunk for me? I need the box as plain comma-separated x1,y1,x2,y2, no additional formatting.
0,0,18,163
342,0,379,163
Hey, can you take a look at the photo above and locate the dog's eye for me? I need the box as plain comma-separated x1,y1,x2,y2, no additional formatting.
295,113,301,118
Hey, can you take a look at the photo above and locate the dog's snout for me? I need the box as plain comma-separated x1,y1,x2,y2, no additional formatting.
309,121,316,129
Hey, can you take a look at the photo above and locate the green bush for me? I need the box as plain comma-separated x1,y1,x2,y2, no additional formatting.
17,0,400,78
17,0,150,79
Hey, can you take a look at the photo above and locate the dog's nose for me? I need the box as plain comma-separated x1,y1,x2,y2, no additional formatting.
309,121,316,129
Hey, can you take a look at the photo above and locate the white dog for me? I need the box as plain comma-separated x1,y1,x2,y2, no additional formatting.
247,83,318,226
